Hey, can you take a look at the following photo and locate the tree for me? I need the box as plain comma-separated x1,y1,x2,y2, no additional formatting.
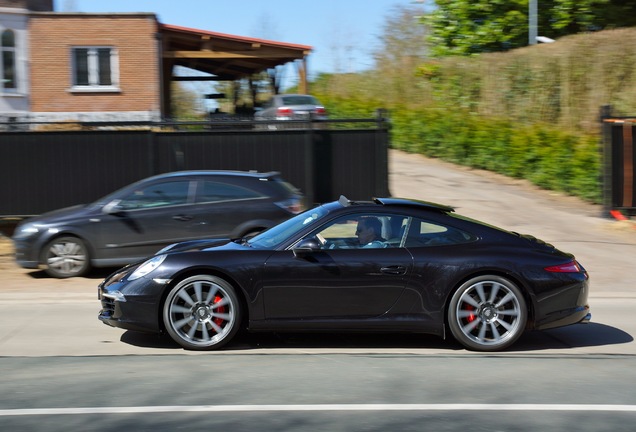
171,82,203,119
371,4,429,103
426,0,636,56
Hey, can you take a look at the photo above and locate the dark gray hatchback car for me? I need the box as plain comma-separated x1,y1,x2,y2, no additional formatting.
13,170,302,278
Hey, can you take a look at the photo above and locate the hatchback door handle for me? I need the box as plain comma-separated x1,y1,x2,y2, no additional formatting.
172,214,193,222
380,266,407,275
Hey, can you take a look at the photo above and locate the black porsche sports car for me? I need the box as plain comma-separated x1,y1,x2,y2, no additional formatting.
98,196,591,352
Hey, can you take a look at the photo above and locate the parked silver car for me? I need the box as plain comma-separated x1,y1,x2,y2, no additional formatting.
13,171,303,278
254,94,327,129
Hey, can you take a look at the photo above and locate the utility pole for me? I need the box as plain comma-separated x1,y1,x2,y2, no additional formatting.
529,0,538,45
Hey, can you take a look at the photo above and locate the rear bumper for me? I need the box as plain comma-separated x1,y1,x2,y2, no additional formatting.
535,305,591,330
533,275,591,331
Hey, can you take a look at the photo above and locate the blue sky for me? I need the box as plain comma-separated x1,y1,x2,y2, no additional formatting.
57,0,426,84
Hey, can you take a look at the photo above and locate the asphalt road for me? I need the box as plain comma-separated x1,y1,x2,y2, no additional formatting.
1,149,635,431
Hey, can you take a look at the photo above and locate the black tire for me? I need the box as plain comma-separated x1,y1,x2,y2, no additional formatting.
448,275,527,352
43,236,90,278
163,275,241,350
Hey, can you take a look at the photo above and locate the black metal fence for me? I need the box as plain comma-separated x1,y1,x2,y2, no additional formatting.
0,117,390,217
601,106,636,216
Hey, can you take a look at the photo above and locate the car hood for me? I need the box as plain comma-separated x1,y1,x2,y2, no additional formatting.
19,204,95,225
157,238,234,255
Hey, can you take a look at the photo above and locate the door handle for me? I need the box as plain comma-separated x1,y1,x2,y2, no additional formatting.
172,214,193,222
380,266,407,275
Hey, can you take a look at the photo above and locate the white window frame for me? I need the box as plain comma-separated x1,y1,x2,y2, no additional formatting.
1,29,17,93
70,46,120,92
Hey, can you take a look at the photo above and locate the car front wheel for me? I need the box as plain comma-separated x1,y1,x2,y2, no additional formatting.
43,236,90,278
163,275,241,350
448,275,527,351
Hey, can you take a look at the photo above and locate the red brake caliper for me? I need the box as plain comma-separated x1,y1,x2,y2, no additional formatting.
213,295,225,327
465,304,475,323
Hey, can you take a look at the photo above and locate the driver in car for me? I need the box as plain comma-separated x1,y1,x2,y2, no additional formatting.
356,217,386,248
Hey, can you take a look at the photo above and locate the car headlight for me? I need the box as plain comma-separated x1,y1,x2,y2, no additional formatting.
13,223,41,239
128,254,167,281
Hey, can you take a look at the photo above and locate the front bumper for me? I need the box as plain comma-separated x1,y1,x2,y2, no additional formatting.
98,267,169,334
13,237,40,269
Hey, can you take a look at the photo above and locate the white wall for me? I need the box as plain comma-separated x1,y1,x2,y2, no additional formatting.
0,7,29,119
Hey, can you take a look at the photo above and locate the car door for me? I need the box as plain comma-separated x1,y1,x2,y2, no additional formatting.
95,179,197,260
260,213,413,320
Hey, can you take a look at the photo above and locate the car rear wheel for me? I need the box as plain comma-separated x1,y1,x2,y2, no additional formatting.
163,275,241,350
43,236,90,278
448,275,527,352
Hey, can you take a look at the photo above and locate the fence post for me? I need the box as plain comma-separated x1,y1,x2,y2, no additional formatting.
600,105,613,217
304,125,315,207
375,108,390,197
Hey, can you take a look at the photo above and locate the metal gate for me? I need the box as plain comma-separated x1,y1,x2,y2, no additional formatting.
601,106,636,216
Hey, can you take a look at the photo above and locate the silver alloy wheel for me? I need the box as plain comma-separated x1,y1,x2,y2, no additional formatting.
44,236,89,278
448,275,527,351
163,275,240,350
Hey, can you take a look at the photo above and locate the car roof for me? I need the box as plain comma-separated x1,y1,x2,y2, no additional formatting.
143,170,282,182
337,195,455,213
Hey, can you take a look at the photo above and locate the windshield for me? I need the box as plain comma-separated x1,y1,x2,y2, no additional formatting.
248,205,329,249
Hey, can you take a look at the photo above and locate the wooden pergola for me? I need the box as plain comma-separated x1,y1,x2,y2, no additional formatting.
159,23,312,116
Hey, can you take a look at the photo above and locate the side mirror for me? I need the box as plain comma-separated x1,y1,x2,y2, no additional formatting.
293,238,321,258
102,199,124,215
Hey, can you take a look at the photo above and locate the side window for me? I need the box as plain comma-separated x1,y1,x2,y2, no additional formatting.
310,214,408,249
196,181,264,203
119,181,190,210
405,218,476,247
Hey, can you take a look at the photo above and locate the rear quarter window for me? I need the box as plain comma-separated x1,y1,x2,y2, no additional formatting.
196,180,265,203
405,217,477,247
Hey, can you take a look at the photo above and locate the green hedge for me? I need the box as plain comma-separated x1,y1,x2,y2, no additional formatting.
390,107,601,202
317,94,602,203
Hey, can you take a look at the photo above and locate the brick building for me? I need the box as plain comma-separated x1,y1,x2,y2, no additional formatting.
29,13,161,122
0,2,311,124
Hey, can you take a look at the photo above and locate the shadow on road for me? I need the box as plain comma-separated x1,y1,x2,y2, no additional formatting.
118,322,632,353
514,322,633,351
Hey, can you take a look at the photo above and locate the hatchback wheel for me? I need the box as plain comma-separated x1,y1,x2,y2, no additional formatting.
43,236,90,278
163,275,241,350
448,275,527,351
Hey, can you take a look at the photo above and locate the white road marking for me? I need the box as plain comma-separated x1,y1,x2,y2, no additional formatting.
2,404,636,416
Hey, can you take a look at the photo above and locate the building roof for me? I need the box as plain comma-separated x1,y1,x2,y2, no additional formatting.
160,23,313,81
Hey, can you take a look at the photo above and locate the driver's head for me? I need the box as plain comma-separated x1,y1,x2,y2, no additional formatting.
356,217,381,244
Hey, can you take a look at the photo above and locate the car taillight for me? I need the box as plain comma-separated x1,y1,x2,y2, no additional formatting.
544,260,582,273
275,198,303,214
277,107,293,116
315,107,327,115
